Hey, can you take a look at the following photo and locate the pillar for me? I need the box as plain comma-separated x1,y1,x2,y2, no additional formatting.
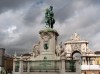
19,60,23,74
76,60,81,74
60,59,65,74
88,58,90,65
92,58,95,65
27,61,30,74
12,61,15,74
84,58,87,65
82,57,85,65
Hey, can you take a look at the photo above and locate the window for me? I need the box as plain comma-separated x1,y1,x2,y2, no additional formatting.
97,60,99,65
15,61,19,72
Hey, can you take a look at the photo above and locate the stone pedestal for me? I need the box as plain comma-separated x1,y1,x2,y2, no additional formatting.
39,28,59,60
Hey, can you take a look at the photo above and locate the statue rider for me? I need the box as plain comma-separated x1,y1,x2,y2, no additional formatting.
45,6,55,28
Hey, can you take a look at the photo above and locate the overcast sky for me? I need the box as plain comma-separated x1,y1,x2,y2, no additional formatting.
0,0,100,55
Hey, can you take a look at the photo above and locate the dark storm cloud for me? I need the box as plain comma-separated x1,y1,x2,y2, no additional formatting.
44,0,100,22
1,30,39,55
0,0,100,55
4,46,30,55
11,30,38,47
23,6,42,26
0,0,44,13
0,0,29,13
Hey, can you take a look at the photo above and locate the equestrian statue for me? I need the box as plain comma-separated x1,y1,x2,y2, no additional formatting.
45,6,55,28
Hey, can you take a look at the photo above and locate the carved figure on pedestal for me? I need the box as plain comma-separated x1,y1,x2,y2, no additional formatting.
87,48,93,54
56,45,61,56
55,42,63,56
33,44,40,57
70,33,80,41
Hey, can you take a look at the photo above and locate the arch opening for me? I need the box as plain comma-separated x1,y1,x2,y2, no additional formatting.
72,51,81,62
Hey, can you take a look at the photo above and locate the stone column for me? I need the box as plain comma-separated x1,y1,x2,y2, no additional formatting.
82,57,85,65
88,58,90,65
92,58,95,65
76,60,81,74
19,60,23,74
60,58,65,74
84,58,87,65
27,61,30,74
89,58,91,65
12,60,15,73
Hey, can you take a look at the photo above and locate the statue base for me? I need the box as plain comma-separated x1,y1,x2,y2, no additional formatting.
39,28,59,36
38,28,59,60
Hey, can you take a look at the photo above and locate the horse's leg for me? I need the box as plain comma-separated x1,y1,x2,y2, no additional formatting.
49,22,50,28
51,22,53,28
52,25,53,28
51,19,53,28
50,20,51,28
49,21,50,28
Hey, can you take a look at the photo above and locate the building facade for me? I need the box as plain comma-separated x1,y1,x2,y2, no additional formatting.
63,33,100,74
4,55,13,74
0,48,6,74
95,51,100,65
0,48,13,74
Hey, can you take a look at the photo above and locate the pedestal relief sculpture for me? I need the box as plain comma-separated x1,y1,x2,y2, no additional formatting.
33,44,40,57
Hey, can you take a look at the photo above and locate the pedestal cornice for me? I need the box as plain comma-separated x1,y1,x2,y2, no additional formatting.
39,28,59,36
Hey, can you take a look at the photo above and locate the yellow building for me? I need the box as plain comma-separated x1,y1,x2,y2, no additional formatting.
95,51,100,65
81,51,100,74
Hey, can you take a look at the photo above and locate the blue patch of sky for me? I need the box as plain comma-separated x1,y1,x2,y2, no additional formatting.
32,0,44,8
